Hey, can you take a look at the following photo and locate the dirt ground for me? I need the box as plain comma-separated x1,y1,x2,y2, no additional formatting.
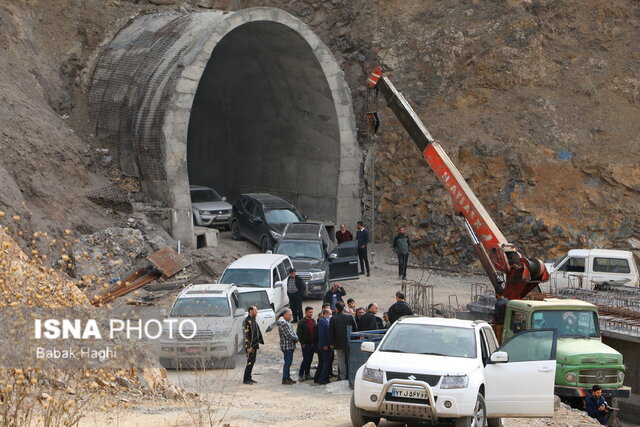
75,232,604,427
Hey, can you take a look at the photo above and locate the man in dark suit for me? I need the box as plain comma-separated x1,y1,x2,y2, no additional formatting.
243,306,264,384
329,301,357,380
355,221,370,277
358,303,384,331
388,291,414,325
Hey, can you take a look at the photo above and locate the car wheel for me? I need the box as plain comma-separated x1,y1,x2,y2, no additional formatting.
231,220,242,240
261,236,272,253
192,214,199,227
487,418,504,427
455,393,486,427
350,394,379,426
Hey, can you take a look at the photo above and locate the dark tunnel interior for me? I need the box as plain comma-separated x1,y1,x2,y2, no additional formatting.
187,21,341,221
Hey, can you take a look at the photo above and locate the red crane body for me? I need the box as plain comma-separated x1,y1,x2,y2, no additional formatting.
367,67,548,300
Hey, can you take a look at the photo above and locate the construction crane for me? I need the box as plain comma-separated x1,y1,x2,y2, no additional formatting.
367,66,548,300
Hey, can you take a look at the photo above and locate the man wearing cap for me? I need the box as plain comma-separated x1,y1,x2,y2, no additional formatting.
286,268,305,323
388,291,414,325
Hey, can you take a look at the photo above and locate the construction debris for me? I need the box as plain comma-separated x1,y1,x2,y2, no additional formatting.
146,246,190,278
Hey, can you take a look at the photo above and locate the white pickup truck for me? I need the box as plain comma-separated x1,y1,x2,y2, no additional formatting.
545,249,639,291
351,317,558,427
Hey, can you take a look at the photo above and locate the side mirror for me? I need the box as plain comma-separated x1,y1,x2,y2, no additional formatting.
266,250,273,254
235,308,246,317
303,215,309,221
490,351,508,363
274,281,283,289
159,309,167,318
361,341,376,353
329,253,337,260
222,196,227,201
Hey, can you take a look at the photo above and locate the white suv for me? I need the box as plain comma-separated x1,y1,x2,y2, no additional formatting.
158,284,245,369
351,317,558,426
220,254,293,314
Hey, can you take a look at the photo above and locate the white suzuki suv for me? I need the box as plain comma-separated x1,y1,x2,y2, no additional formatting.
351,317,558,426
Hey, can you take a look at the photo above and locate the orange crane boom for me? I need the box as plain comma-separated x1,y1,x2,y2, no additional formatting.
367,66,548,299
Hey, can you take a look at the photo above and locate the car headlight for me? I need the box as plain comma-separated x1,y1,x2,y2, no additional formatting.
310,271,326,281
362,367,384,384
564,372,576,382
618,371,625,383
440,375,469,389
270,230,282,239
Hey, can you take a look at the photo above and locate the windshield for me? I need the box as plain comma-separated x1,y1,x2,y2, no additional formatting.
170,297,230,317
379,323,477,358
276,241,323,260
553,256,568,269
265,209,301,224
220,269,270,288
191,189,222,203
238,291,271,310
532,310,599,337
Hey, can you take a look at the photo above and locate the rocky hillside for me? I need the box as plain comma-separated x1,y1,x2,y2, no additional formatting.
1,0,638,270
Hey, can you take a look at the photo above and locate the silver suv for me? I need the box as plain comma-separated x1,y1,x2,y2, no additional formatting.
158,284,245,369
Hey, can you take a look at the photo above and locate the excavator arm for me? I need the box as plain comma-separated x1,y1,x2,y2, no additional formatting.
367,67,547,299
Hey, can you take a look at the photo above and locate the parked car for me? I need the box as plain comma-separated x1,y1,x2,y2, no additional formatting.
158,284,245,369
237,288,276,332
351,317,558,427
274,222,359,298
190,185,233,229
219,254,293,314
545,249,639,290
230,193,305,252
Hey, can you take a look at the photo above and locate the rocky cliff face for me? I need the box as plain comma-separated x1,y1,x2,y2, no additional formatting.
1,0,638,269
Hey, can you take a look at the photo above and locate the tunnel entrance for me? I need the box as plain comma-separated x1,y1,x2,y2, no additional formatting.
187,21,340,220
89,8,361,246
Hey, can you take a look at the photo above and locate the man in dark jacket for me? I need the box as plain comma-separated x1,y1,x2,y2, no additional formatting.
355,221,370,277
286,268,305,322
329,301,357,380
585,385,613,425
313,308,332,384
335,224,353,244
296,306,316,382
323,282,346,310
358,303,384,331
393,226,411,280
388,291,414,324
242,306,264,384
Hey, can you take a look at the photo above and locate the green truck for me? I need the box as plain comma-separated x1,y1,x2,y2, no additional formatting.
503,298,630,404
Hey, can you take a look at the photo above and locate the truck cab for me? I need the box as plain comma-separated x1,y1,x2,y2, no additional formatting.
503,298,630,400
546,249,639,290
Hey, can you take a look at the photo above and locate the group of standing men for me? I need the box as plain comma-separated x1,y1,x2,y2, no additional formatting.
241,289,414,386
336,222,412,280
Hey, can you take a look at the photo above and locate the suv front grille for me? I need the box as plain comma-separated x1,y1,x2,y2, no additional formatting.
578,369,619,384
296,272,312,281
386,372,441,387
177,330,214,341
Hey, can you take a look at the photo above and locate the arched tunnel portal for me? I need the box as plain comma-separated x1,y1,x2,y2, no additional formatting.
89,8,361,246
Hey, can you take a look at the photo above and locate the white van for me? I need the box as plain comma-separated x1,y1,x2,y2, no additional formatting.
545,249,640,291
220,254,294,314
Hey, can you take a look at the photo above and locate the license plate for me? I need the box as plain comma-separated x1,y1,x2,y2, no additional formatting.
184,346,203,354
216,214,230,219
391,387,428,400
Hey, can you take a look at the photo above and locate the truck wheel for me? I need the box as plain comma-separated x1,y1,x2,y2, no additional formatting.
350,394,379,426
231,220,242,240
487,418,504,427
455,393,486,427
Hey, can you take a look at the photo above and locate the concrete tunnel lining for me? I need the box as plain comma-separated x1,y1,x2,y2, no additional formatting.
88,8,361,247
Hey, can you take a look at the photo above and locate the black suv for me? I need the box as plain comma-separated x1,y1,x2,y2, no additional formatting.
274,222,359,298
230,194,305,252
